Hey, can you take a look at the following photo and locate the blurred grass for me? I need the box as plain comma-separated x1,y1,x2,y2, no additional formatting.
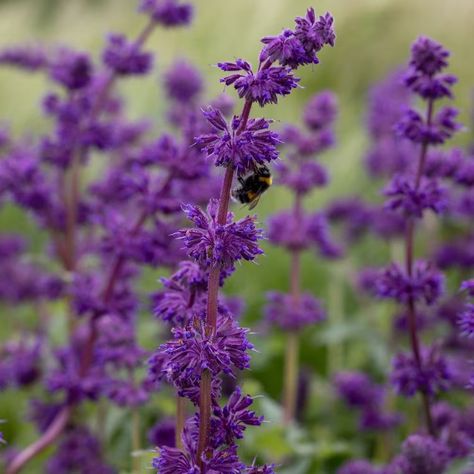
1,0,473,472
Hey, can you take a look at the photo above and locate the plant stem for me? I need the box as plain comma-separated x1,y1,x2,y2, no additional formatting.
283,193,303,424
283,331,300,424
5,18,160,474
131,408,141,474
196,100,253,471
175,396,186,449
403,98,435,437
6,407,72,474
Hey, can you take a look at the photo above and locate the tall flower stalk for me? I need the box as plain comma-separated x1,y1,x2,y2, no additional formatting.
1,1,198,473
149,7,336,471
265,91,340,423
382,37,461,435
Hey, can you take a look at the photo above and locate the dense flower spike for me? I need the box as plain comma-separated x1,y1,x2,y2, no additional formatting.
384,175,447,218
6,3,473,474
149,5,337,471
195,107,280,174
164,58,203,103
45,426,114,474
175,199,264,269
213,388,263,444
102,33,153,76
334,372,383,408
263,88,339,424
392,434,449,474
391,348,451,397
218,60,300,107
0,2,212,473
153,315,252,395
49,48,92,90
139,0,193,27
265,291,325,331
375,260,444,305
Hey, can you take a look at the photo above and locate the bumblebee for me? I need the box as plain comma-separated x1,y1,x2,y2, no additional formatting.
232,164,272,210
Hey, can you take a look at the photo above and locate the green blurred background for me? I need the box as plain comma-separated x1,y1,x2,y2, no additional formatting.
1,0,473,472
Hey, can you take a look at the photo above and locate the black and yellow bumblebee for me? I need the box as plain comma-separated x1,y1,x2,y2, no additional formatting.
232,164,272,210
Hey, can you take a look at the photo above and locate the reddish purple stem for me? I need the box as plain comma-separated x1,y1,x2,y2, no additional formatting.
404,98,435,436
196,100,253,471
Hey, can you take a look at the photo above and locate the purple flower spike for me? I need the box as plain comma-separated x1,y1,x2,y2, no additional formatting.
294,9,335,55
196,107,280,174
153,316,252,394
260,29,310,69
139,0,193,27
49,48,92,90
102,33,152,76
175,199,264,269
395,434,449,474
164,59,203,103
460,279,474,296
458,305,474,338
333,371,382,408
0,45,48,71
409,37,450,76
375,260,444,305
391,347,451,397
148,418,176,448
337,460,380,474
213,388,263,444
384,175,447,218
303,91,338,130
265,291,325,331
218,60,299,107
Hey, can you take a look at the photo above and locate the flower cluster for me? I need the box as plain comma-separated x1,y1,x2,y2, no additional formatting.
334,371,401,431
331,36,473,473
0,1,236,472
148,6,335,472
175,199,264,269
262,89,339,423
195,107,280,175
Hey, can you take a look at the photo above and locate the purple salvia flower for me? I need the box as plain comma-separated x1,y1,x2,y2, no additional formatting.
337,460,381,474
397,106,461,145
260,29,309,69
45,426,114,474
303,90,338,130
391,348,452,397
148,418,176,448
394,434,449,474
49,48,92,90
333,371,383,408
460,279,474,296
218,60,299,107
139,0,193,27
164,59,203,103
275,160,328,194
102,33,152,76
458,305,474,338
267,210,341,257
154,315,252,392
409,37,450,76
213,388,263,444
375,260,444,305
265,291,325,331
195,107,280,174
384,175,448,218
0,45,48,71
294,8,335,57
175,199,264,269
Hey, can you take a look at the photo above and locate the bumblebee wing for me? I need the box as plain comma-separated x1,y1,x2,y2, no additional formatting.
247,193,262,210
